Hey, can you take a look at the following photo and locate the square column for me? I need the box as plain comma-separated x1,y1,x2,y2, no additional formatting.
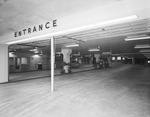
0,44,8,83
132,57,135,65
61,48,72,63
94,54,100,63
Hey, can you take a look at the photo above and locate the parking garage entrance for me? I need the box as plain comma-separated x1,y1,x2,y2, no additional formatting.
8,18,150,92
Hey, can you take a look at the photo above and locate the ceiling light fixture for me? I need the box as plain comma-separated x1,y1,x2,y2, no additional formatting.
6,15,137,45
139,49,150,53
65,44,79,47
134,44,150,49
29,48,37,51
125,36,150,41
102,52,112,55
9,52,15,54
56,52,62,54
88,48,100,52
72,53,80,56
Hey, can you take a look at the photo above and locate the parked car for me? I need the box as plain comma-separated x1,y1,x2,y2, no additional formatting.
94,59,103,69
101,58,109,68
60,62,72,74
70,61,82,68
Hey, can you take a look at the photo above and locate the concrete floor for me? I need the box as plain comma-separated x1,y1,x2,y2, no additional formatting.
9,64,94,81
0,64,150,117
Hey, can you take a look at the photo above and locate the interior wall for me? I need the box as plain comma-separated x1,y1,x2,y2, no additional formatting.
0,44,8,83
9,47,50,72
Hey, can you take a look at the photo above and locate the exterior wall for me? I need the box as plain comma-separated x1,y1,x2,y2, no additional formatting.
0,44,8,83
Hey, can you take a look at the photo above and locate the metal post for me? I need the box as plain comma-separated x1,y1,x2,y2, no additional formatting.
51,36,55,92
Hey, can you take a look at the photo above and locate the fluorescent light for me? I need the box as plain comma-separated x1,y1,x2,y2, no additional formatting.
33,55,40,57
88,48,100,52
134,44,150,49
111,54,119,56
56,52,62,54
139,49,150,53
125,36,150,41
102,52,111,55
9,52,15,54
6,15,137,45
30,49,37,51
65,44,79,47
72,53,80,56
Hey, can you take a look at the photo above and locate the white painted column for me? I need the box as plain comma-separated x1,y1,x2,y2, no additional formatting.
0,44,8,83
94,54,100,63
20,58,22,71
61,48,72,63
51,37,55,92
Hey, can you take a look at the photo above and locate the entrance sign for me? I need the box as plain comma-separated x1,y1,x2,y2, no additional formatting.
14,20,57,37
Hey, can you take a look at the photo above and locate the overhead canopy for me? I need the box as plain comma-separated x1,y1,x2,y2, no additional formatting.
0,0,150,44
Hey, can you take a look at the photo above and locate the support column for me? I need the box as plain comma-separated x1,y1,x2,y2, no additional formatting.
132,57,135,65
51,37,55,92
115,56,118,64
94,54,100,63
0,44,8,83
20,58,22,71
107,56,112,67
61,48,72,63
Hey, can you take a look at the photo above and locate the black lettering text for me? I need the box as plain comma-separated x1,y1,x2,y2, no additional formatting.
14,20,57,37
45,22,50,29
33,26,37,32
14,32,17,37
28,28,31,33
23,29,26,35
18,31,22,36
53,20,57,27
39,24,43,31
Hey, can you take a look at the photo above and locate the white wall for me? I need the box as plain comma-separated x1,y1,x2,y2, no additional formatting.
0,44,8,83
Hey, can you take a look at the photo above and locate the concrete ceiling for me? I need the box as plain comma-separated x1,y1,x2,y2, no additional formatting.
9,18,150,58
0,0,116,38
1,0,150,59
